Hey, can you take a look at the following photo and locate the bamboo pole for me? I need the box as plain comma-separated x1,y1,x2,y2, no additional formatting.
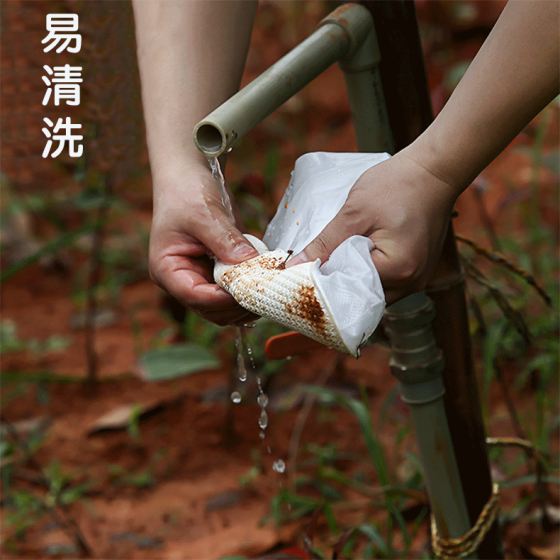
358,1,502,556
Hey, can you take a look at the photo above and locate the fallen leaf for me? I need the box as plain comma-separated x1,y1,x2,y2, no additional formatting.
87,396,183,435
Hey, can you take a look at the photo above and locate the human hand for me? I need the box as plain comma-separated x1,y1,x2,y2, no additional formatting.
287,149,458,304
149,159,259,325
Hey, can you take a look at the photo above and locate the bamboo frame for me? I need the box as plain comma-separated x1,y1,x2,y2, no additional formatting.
192,2,501,556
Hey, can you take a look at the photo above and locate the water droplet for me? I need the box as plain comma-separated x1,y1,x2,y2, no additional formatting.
272,459,286,473
230,391,242,404
226,146,233,153
259,430,265,440
266,445,271,454
258,410,268,430
257,393,269,408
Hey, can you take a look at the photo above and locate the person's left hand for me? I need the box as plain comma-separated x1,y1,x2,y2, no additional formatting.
287,149,458,304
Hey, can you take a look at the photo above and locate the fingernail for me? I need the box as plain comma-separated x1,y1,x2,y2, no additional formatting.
231,243,257,260
286,250,309,268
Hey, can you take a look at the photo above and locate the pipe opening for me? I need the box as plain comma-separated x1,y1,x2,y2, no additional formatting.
195,123,226,156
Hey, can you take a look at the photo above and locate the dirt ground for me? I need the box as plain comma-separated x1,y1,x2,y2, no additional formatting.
1,257,558,558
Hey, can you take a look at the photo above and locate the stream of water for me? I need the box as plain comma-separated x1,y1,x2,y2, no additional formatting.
208,157,283,473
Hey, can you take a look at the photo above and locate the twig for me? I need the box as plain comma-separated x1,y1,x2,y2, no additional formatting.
462,257,532,344
487,436,553,531
80,2,143,387
457,235,552,307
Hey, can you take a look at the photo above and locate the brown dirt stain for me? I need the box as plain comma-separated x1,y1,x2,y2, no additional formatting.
285,284,326,336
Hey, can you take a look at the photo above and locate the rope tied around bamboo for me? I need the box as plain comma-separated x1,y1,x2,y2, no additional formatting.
431,483,500,559
431,436,546,558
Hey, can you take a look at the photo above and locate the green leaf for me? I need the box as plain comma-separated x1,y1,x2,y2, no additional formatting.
138,344,219,381
60,483,89,505
123,470,154,488
481,319,507,409
357,523,389,556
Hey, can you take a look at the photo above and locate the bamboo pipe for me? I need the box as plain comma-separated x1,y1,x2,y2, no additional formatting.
384,294,472,540
193,4,379,158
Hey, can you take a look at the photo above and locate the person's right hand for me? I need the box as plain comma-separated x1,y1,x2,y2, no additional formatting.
149,160,259,326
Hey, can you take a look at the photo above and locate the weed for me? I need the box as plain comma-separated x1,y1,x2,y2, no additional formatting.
1,320,69,357
108,464,155,489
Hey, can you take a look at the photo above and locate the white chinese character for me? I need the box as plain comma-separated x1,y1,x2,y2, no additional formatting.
42,65,82,106
42,117,84,158
42,14,81,54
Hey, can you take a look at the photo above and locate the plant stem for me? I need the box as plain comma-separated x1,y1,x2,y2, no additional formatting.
84,176,111,388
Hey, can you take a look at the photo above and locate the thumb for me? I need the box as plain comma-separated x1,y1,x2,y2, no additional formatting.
197,205,258,265
287,211,351,267
370,242,417,305
370,249,401,305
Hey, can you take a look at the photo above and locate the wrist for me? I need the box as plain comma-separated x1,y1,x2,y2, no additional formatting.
404,135,462,194
151,156,212,213
151,149,209,183
394,144,461,212
406,117,485,196
151,150,210,186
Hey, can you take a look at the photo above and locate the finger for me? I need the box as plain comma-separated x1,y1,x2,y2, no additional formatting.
233,313,260,326
158,261,262,323
200,307,258,327
286,208,356,267
371,245,422,304
383,288,409,306
195,201,259,265
160,265,239,311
